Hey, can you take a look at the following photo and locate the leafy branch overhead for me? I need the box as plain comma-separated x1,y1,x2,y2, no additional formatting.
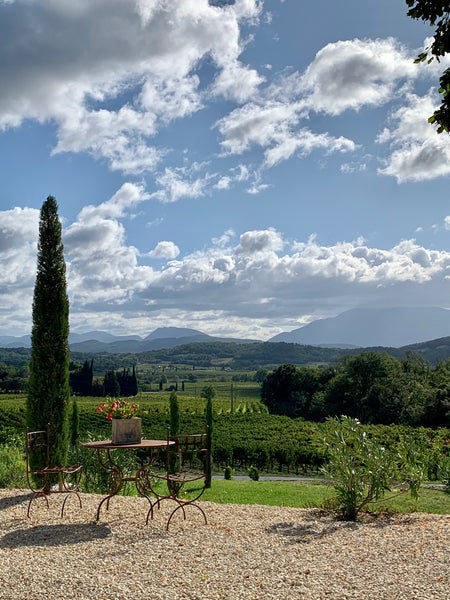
406,1,450,132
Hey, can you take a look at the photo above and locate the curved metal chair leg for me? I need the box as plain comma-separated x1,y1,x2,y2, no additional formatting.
166,499,206,530
61,491,82,517
27,492,49,518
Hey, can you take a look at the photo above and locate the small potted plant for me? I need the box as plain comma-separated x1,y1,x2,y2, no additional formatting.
97,397,141,444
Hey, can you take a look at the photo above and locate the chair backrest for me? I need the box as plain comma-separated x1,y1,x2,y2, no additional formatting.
171,432,208,453
26,427,50,469
166,427,209,471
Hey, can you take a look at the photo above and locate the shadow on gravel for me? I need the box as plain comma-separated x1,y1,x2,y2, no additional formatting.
0,492,32,511
0,522,111,548
265,510,400,544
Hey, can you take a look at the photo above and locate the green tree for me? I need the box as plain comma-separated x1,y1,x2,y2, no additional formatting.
70,399,80,447
203,388,214,488
117,366,138,397
406,1,450,132
168,391,180,494
103,370,120,397
260,364,301,417
27,196,71,478
69,359,93,396
254,368,268,384
169,391,180,436
200,384,216,403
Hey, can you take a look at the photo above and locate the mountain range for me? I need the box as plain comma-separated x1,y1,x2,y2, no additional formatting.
268,307,450,348
0,327,257,353
2,307,450,353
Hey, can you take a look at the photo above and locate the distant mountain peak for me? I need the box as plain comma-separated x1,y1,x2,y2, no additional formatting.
145,327,210,341
269,307,450,348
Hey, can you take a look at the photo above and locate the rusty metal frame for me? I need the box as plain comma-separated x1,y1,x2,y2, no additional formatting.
82,439,171,521
146,426,209,530
26,425,83,518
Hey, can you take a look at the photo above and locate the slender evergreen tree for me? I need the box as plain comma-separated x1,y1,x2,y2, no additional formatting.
201,385,215,488
27,196,70,475
103,370,120,397
168,391,180,493
169,391,180,436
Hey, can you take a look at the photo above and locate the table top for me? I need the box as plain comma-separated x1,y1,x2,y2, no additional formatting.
83,439,172,450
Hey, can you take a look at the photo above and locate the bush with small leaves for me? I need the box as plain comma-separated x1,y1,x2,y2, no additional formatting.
0,445,27,488
224,465,234,480
439,457,450,493
322,416,425,520
248,465,259,481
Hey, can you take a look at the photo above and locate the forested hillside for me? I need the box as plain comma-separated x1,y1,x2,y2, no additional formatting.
2,336,450,374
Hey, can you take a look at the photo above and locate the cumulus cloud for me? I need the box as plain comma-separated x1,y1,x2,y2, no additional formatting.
63,185,155,306
153,167,210,203
2,197,450,337
377,92,450,182
0,0,261,173
148,241,180,259
301,38,418,115
2,0,448,193
216,101,355,166
0,207,39,332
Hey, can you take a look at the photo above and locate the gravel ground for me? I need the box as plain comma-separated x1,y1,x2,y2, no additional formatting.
0,488,448,600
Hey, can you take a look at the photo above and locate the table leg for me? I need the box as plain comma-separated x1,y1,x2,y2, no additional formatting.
94,448,124,521
135,449,161,521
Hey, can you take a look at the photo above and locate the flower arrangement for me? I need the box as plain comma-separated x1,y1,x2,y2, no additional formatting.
96,397,139,420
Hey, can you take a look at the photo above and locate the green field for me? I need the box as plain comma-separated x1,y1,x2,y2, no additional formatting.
1,391,449,516
201,479,450,515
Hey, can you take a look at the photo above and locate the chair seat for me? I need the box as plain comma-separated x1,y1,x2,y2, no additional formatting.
168,470,206,483
34,464,82,476
26,424,83,518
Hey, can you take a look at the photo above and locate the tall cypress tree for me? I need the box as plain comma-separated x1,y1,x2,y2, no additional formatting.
201,385,215,488
27,196,70,474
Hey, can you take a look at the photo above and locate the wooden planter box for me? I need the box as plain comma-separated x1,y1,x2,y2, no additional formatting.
111,418,142,445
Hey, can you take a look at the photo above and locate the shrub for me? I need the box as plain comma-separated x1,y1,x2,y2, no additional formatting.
68,434,142,494
248,465,259,481
0,445,27,488
439,457,450,493
224,465,234,480
322,416,425,520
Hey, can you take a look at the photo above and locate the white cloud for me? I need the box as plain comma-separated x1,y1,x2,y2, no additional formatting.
2,201,450,337
153,168,209,203
76,183,150,221
0,207,39,331
340,161,367,174
302,38,418,115
236,228,284,255
63,185,155,306
148,241,180,259
216,100,355,167
211,63,264,102
216,101,304,155
0,0,261,173
377,92,450,182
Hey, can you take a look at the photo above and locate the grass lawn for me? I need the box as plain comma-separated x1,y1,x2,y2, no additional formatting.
200,479,450,515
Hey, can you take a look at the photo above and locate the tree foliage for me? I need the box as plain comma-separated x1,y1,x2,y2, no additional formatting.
406,1,450,132
322,416,426,520
103,370,120,397
69,360,93,396
27,196,71,473
261,352,450,427
117,366,138,397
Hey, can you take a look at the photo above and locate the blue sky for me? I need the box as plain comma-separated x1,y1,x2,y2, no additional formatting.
1,0,450,340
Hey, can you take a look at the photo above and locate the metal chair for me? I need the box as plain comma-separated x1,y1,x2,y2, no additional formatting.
25,424,83,518
147,426,209,530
